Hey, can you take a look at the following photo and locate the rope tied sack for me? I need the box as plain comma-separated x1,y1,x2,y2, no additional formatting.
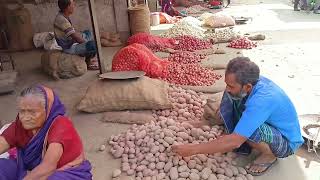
128,4,151,35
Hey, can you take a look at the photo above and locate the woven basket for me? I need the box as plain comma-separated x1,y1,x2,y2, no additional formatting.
128,4,151,35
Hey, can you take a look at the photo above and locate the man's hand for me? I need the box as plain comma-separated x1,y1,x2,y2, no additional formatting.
172,144,197,157
70,32,85,44
172,134,247,157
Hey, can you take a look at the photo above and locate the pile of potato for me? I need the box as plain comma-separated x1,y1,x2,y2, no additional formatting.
153,86,205,122
109,119,254,180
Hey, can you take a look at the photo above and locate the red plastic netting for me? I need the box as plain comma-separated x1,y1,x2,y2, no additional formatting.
112,43,170,78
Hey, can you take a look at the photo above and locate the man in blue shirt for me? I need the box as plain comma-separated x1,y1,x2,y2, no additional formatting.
172,57,304,176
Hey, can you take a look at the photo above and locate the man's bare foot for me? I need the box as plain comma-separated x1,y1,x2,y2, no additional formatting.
245,153,277,175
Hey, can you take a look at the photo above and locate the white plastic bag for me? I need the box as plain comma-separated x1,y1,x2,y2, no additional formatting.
33,32,62,51
204,14,235,28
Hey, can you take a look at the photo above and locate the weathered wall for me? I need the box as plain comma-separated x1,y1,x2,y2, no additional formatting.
22,0,119,33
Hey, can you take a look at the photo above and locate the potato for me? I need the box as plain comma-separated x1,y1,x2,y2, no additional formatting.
177,178,187,180
188,160,197,169
148,162,156,170
180,171,190,178
195,164,203,171
216,168,225,174
157,172,166,180
177,132,189,140
197,154,208,162
178,165,189,172
217,174,226,179
237,167,247,175
143,169,152,177
173,156,180,166
201,125,211,132
224,167,234,177
220,162,227,168
179,160,187,166
127,169,135,176
208,174,218,180
189,172,200,180
112,169,121,178
235,177,243,180
169,167,179,180
201,167,212,179
136,130,147,139
159,154,167,162
246,174,253,180
131,163,137,170
164,137,175,145
136,165,147,172
193,157,202,165
164,162,173,172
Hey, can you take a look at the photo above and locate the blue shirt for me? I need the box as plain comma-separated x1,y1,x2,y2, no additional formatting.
234,76,304,152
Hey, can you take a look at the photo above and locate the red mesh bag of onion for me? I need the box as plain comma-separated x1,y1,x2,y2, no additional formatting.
112,43,170,78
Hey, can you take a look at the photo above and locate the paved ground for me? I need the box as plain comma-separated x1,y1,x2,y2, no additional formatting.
0,0,319,179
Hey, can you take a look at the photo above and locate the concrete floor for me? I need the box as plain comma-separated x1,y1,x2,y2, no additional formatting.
1,0,320,179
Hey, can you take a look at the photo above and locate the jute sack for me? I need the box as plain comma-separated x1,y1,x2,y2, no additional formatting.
203,92,223,125
101,110,155,125
77,76,172,113
5,6,34,50
41,51,87,80
128,4,151,35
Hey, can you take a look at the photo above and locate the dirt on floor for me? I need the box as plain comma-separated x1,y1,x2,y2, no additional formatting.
0,0,320,179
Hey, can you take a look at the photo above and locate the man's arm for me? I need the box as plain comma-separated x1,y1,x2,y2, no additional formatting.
24,143,63,180
70,32,86,44
172,133,246,157
0,136,10,155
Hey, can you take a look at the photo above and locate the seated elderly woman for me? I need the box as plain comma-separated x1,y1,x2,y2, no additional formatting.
0,85,92,180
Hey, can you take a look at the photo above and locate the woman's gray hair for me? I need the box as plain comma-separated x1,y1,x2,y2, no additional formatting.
226,57,260,86
19,86,46,108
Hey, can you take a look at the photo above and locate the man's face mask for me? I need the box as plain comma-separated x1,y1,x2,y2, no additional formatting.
226,87,247,101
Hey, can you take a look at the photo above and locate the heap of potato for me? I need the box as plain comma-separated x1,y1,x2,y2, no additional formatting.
109,119,254,180
153,86,205,122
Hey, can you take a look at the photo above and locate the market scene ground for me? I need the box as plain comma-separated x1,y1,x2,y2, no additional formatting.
0,0,320,179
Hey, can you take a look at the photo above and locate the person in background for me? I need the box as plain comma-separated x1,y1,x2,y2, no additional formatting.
161,0,188,16
0,85,92,180
54,0,99,70
172,57,304,176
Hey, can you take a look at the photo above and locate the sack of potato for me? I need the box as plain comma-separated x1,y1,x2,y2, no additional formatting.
100,31,122,47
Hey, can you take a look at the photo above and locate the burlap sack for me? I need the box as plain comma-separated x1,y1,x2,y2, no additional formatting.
41,51,87,80
77,77,172,113
101,110,155,125
5,6,34,51
203,92,223,125
101,39,122,47
0,71,17,94
128,5,151,35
